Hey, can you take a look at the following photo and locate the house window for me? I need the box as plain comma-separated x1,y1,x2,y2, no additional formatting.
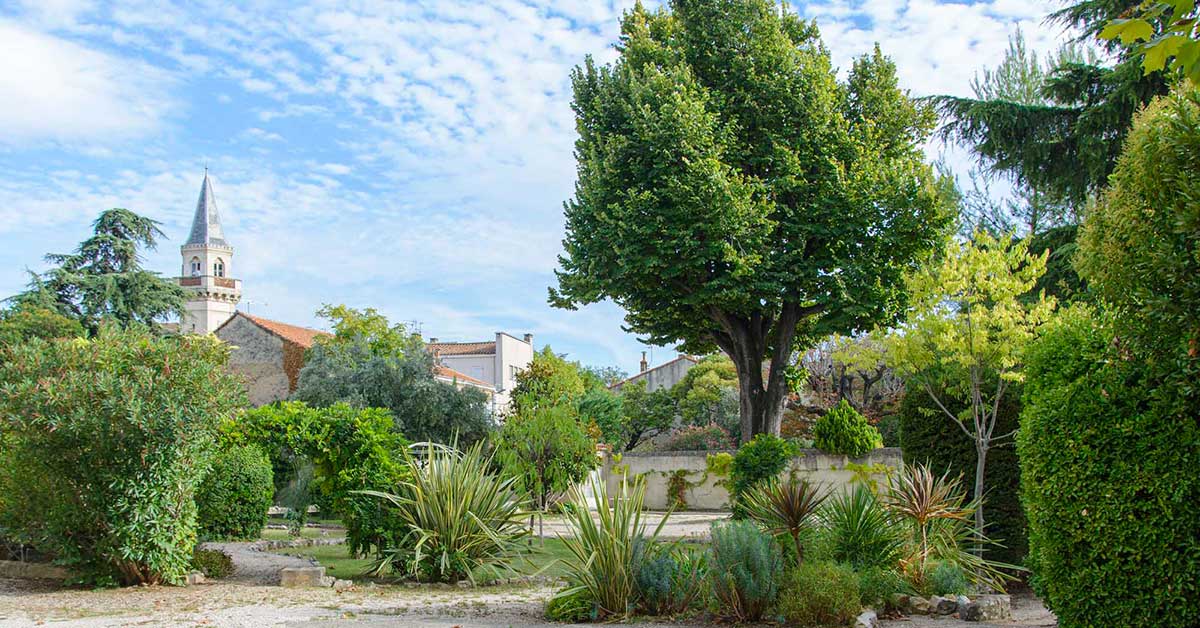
214,259,225,277
189,257,202,276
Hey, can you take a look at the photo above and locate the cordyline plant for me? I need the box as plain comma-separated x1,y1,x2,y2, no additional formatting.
740,477,828,564
359,441,529,584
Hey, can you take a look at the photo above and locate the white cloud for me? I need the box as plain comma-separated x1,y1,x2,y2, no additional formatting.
0,20,175,144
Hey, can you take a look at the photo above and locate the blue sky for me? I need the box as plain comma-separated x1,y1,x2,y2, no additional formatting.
0,0,1067,374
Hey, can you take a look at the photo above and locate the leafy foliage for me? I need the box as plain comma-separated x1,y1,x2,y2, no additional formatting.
671,355,739,440
1019,306,1200,626
779,561,862,627
509,346,586,414
495,404,597,534
577,387,624,448
822,486,904,570
614,379,677,451
707,520,782,622
555,478,667,620
740,477,828,564
363,442,528,583
858,566,914,610
192,548,234,579
1099,1,1200,82
633,542,708,616
0,304,84,345
0,326,243,585
196,444,274,541
545,588,596,623
552,0,954,439
10,209,186,332
929,562,971,596
659,423,734,451
812,399,883,457
729,434,798,503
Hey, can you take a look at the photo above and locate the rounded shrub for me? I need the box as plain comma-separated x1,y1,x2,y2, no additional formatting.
812,399,882,457
779,561,861,626
729,434,798,500
191,547,234,579
928,562,969,596
898,383,1026,566
858,566,912,610
708,520,782,622
1019,307,1200,627
545,588,595,623
197,444,274,541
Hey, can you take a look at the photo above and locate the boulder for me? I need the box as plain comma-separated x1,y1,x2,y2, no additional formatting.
908,596,932,615
855,609,880,628
889,593,910,611
333,578,353,591
956,594,971,612
185,571,205,586
962,594,1012,622
932,595,958,615
280,566,327,588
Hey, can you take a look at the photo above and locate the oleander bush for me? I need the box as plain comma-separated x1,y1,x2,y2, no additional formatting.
0,326,243,586
779,561,861,626
196,444,274,541
813,399,883,458
708,520,781,622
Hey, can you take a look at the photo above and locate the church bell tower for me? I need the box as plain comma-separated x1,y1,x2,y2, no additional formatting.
179,170,241,334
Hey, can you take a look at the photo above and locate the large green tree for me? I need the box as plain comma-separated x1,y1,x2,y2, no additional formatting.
10,209,186,332
551,0,952,440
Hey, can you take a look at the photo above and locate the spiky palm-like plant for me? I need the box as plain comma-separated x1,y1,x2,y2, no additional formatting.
740,476,828,564
821,485,905,570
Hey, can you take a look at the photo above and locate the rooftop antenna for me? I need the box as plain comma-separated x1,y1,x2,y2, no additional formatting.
243,299,268,314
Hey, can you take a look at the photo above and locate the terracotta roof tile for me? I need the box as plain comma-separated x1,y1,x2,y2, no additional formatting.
236,313,330,349
434,365,494,390
427,341,496,356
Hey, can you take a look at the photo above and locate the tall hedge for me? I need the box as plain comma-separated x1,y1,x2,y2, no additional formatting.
0,326,243,585
197,444,274,541
898,383,1025,566
1019,307,1199,626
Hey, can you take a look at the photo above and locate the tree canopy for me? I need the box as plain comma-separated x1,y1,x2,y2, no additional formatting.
10,209,186,333
551,0,953,440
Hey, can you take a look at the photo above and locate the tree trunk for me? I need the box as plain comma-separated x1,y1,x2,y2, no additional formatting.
974,441,988,557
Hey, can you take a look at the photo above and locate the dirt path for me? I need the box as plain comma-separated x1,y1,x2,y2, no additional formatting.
201,541,324,585
538,512,726,540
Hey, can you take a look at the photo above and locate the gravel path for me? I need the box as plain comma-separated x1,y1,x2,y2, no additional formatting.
200,541,323,585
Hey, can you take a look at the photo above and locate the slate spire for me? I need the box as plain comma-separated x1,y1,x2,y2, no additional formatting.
185,169,228,247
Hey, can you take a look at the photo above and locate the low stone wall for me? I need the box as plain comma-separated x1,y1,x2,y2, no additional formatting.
0,559,70,580
601,447,902,511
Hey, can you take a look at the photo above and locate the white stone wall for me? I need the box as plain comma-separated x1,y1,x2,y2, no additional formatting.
616,357,697,393
494,332,534,411
215,315,290,406
602,448,904,511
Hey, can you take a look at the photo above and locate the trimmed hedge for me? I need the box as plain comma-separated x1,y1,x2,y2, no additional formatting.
813,399,882,457
1019,307,1200,627
898,383,1025,566
197,444,274,541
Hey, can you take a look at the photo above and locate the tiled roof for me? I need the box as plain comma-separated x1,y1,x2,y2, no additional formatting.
434,365,494,390
234,313,330,349
185,171,229,248
428,341,496,356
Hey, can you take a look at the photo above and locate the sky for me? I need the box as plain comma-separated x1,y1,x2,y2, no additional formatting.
0,0,1072,375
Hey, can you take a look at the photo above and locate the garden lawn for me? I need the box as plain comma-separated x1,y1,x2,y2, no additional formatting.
261,527,343,541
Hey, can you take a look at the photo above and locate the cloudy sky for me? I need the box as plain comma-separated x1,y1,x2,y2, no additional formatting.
0,0,1071,374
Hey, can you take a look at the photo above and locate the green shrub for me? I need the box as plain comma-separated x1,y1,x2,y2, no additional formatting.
545,587,595,622
858,566,912,610
0,326,243,586
708,520,782,622
364,441,528,583
898,380,1026,566
740,477,827,564
1019,306,1200,626
779,561,861,626
929,562,969,596
191,548,234,579
555,478,665,619
633,542,707,616
196,445,274,541
822,486,903,570
659,423,734,451
729,434,798,508
812,399,882,457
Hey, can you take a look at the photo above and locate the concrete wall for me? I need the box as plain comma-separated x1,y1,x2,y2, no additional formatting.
602,448,903,511
494,332,535,413
615,357,697,393
216,315,290,406
441,354,494,388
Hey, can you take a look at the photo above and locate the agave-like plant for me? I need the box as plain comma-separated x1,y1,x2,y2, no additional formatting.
883,462,1015,592
552,477,668,620
821,484,905,569
359,441,529,584
740,476,828,563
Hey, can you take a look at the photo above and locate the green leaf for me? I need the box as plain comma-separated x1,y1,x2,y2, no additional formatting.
1099,18,1155,44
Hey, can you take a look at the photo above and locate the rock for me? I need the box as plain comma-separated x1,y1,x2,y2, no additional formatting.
889,593,910,611
855,609,880,628
333,579,353,591
932,595,958,615
908,596,932,615
962,594,1012,622
280,566,327,588
185,571,205,585
956,594,971,611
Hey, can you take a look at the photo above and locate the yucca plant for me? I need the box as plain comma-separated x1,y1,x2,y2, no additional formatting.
883,462,1015,592
740,476,828,564
359,441,529,583
820,485,905,569
552,477,667,620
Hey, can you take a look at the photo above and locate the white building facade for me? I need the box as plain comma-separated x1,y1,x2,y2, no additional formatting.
428,332,535,414
178,171,241,334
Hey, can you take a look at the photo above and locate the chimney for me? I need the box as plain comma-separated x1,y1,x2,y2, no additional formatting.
429,337,439,344
523,333,534,344
640,351,648,373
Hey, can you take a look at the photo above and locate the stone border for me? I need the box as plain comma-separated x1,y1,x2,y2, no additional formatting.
0,559,70,580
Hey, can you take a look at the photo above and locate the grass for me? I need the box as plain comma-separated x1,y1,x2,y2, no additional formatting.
261,527,341,541
270,537,578,582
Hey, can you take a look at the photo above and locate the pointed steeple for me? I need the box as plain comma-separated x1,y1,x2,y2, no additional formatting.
185,169,229,247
